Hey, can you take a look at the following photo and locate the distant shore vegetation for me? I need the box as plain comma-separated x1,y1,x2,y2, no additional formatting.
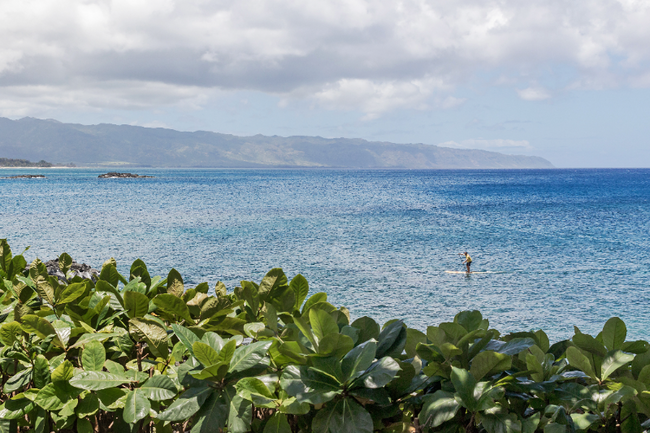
0,239,648,432
0,157,75,168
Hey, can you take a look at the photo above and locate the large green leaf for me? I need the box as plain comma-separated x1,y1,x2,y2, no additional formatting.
124,276,147,294
123,389,150,424
455,310,484,332
318,333,354,358
191,362,229,381
76,418,93,433
638,365,650,384
52,320,71,349
294,316,318,350
570,413,600,430
0,322,23,346
172,324,201,357
75,393,100,418
228,340,273,375
280,366,340,405
601,350,635,381
51,360,74,382
376,320,406,358
225,386,253,433
350,316,380,345
357,356,400,389
494,338,536,356
341,339,377,382
30,260,55,305
130,259,151,289
450,366,477,411
0,239,11,272
190,391,229,433
34,383,78,411
201,331,226,352
525,353,545,383
244,322,266,339
157,386,214,422
69,371,132,391
301,292,327,315
312,397,373,433
602,317,627,351
566,346,597,380
310,309,339,341
290,274,309,310
0,397,35,420
5,370,33,394
140,375,177,401
99,263,120,288
124,291,150,318
70,332,121,349
167,268,184,297
57,252,72,272
193,341,221,367
259,268,288,299
470,350,512,381
264,413,292,433
20,315,63,348
573,332,607,357
82,340,106,372
129,317,169,359
405,328,427,358
481,411,522,433
153,293,195,325
33,355,50,389
96,388,127,411
57,282,86,305
439,322,468,343
235,377,275,406
419,390,460,428
95,280,124,307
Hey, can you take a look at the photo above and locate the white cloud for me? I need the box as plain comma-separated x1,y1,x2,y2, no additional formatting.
312,77,447,118
1,0,650,117
0,81,215,118
440,139,533,151
517,87,551,101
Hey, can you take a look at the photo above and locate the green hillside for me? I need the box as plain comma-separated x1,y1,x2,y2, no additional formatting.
0,117,554,169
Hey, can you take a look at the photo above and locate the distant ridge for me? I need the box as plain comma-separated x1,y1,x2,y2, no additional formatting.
0,117,554,169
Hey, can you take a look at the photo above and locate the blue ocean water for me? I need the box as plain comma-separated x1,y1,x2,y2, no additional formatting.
1,168,648,340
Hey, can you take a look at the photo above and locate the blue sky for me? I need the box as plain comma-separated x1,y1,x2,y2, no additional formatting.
1,0,649,167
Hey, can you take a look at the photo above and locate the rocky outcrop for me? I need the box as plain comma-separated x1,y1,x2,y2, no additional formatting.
2,174,46,179
37,259,100,283
98,172,154,178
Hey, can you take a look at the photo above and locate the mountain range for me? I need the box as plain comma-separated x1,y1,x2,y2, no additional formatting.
0,117,553,169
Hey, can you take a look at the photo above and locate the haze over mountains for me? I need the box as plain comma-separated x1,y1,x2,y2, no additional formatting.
0,117,553,169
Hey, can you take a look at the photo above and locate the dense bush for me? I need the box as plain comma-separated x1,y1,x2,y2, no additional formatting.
0,238,649,433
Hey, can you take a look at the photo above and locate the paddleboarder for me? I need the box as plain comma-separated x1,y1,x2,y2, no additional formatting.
459,252,472,273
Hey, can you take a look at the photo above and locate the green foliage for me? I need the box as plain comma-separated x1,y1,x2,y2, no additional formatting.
0,239,649,432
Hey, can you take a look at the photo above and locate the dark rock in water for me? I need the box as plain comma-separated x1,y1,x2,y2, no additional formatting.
2,174,46,179
98,172,154,178
26,259,100,283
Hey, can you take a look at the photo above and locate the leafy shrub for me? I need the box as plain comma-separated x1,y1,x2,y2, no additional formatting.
0,238,649,432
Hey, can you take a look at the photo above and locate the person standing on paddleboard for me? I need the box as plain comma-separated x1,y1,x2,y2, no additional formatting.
459,252,472,273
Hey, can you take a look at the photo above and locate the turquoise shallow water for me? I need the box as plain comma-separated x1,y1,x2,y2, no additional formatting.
1,168,649,340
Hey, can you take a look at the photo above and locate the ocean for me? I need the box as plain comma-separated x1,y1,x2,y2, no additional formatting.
1,168,648,340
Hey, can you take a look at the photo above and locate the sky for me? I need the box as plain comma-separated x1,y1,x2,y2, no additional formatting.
1,0,650,167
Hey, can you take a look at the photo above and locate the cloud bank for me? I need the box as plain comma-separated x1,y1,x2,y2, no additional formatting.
1,0,650,117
